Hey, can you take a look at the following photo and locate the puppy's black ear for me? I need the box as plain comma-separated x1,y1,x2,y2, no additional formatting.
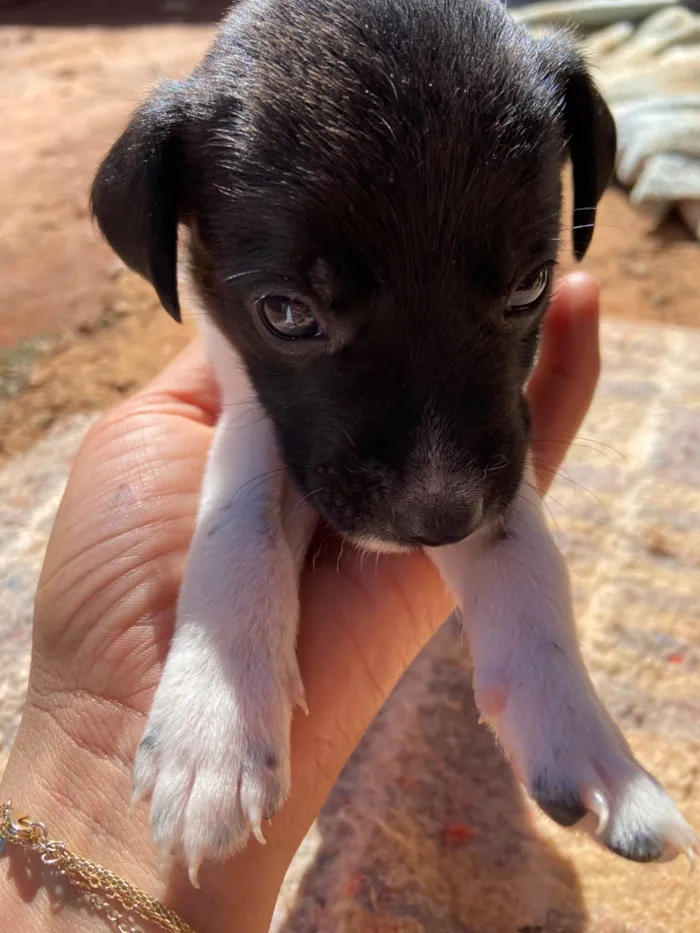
559,60,616,260
91,82,185,321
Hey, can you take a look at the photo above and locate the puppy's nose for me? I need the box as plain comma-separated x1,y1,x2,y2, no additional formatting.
394,499,484,548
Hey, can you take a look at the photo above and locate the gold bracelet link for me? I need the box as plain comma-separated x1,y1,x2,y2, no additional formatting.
1,801,196,933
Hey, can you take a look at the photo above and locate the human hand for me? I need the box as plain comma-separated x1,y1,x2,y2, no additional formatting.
0,272,600,933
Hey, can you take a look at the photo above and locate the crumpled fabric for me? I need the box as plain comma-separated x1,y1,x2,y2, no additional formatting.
513,1,700,238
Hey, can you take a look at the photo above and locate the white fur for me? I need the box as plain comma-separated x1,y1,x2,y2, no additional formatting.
135,328,696,881
427,464,698,862
132,317,316,885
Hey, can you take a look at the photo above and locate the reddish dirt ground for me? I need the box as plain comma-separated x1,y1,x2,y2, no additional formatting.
0,4,698,468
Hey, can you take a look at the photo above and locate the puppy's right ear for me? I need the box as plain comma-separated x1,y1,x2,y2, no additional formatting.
91,82,184,322
560,64,616,261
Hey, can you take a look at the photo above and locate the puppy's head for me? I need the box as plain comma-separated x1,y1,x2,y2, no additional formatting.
92,0,615,549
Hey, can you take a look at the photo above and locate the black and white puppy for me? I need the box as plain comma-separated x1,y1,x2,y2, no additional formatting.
91,0,697,885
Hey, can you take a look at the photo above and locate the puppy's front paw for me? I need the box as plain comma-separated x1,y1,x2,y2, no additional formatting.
132,632,294,886
477,674,699,864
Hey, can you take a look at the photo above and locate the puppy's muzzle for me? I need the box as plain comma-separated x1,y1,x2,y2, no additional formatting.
391,496,484,547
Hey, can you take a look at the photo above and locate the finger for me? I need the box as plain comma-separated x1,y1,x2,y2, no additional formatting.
528,272,600,493
130,337,221,425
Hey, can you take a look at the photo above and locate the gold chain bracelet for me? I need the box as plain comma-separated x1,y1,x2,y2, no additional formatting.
1,800,196,933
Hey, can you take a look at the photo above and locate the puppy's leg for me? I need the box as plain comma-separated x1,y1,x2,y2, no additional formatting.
133,322,316,884
427,466,698,864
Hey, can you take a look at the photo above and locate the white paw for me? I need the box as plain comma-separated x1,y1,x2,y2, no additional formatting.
476,674,699,863
132,629,298,886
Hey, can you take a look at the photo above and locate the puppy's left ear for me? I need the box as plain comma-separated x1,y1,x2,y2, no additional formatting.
540,40,617,260
91,81,185,321
561,62,616,260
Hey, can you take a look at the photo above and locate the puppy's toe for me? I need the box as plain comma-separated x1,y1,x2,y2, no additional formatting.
531,779,587,828
601,772,699,864
180,768,251,886
530,766,698,864
605,829,666,863
131,725,161,807
149,760,194,855
239,749,289,842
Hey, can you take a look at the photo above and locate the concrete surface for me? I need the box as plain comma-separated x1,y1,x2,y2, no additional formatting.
2,318,700,931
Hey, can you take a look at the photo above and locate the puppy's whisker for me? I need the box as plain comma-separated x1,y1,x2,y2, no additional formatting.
523,479,564,532
531,460,610,520
560,221,626,234
533,433,623,456
308,523,337,573
222,268,265,283
231,414,270,431
281,487,324,528
209,482,283,535
336,536,347,575
216,407,264,424
482,456,510,478
311,540,323,572
534,438,619,464
359,544,370,576
532,435,624,464
223,468,287,512
216,405,267,428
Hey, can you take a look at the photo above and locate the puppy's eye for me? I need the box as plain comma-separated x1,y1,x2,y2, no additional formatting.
507,266,551,313
258,296,323,339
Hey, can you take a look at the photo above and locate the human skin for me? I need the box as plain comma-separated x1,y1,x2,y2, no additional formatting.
0,272,600,933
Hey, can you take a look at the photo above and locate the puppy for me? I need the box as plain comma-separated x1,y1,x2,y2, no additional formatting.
91,0,698,884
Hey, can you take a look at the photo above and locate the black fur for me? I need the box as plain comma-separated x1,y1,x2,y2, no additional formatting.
91,0,615,546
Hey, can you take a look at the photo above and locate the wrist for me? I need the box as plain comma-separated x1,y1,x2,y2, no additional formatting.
0,696,162,933
0,691,290,933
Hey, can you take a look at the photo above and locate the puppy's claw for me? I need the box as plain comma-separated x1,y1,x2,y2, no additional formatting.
249,804,267,845
584,787,610,836
188,853,204,890
671,827,699,868
289,672,308,716
686,845,697,874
